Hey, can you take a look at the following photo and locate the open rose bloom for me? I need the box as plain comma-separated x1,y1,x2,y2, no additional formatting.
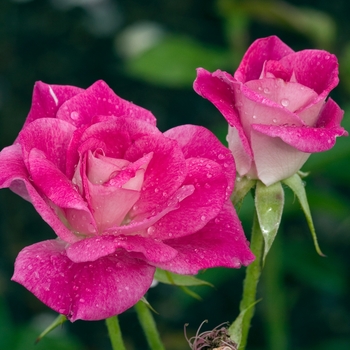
0,80,254,321
194,36,348,185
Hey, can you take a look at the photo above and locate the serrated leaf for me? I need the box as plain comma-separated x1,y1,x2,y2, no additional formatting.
282,173,325,256
154,268,213,287
255,181,284,263
35,314,67,343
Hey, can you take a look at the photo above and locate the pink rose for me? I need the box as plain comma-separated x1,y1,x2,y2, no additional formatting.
0,80,254,321
194,36,348,185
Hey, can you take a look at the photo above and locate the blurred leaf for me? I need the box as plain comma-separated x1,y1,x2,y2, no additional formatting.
218,0,336,49
0,298,14,349
14,325,83,350
154,268,213,287
285,241,347,295
124,35,230,88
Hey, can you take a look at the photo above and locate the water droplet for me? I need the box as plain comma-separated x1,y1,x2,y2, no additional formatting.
168,233,173,237
147,226,155,234
154,188,159,193
59,309,66,314
204,183,211,189
27,264,33,270
201,215,206,221
252,115,257,119
70,111,79,120
258,86,262,91
273,118,277,123
327,139,332,144
218,153,225,160
79,298,85,303
325,55,330,60
280,99,289,107
215,218,220,224
263,87,270,94
73,285,79,291
206,173,212,178
162,191,167,197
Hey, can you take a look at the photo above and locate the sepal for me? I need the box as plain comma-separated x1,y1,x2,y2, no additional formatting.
255,180,285,263
282,173,325,256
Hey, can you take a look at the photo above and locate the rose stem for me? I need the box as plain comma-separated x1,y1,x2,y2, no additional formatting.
135,300,166,350
238,211,264,350
105,315,127,350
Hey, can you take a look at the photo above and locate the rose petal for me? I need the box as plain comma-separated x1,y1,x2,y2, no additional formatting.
153,200,255,274
66,235,178,263
152,157,228,239
245,78,319,117
234,35,295,83
0,144,79,243
193,68,253,171
23,81,83,129
250,129,311,186
251,99,348,154
56,80,157,127
12,239,155,321
279,49,339,97
164,124,235,199
124,133,187,217
19,118,76,173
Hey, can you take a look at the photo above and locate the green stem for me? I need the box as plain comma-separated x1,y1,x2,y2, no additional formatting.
238,212,264,350
105,316,127,350
262,233,289,350
135,300,166,350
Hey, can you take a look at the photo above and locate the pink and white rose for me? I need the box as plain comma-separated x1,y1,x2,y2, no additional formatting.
194,36,347,185
0,80,254,321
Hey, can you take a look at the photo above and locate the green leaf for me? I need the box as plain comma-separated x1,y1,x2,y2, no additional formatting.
282,173,325,256
35,314,67,343
154,268,213,287
228,299,261,348
255,181,284,263
124,35,230,88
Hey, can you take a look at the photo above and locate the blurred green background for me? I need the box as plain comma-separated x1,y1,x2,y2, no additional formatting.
0,0,349,349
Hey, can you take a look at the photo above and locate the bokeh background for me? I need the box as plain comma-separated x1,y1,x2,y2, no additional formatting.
0,0,350,349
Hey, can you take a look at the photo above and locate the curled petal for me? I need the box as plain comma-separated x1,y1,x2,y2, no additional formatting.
56,80,157,127
0,144,79,243
154,200,255,274
234,35,295,82
164,124,235,198
12,239,155,321
23,81,83,129
152,157,228,239
66,235,178,263
19,118,76,173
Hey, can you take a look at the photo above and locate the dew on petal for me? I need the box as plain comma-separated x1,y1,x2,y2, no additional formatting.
281,99,289,107
70,111,79,120
273,118,277,123
218,153,225,160
200,215,206,221
263,87,270,94
252,115,257,119
147,226,155,234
